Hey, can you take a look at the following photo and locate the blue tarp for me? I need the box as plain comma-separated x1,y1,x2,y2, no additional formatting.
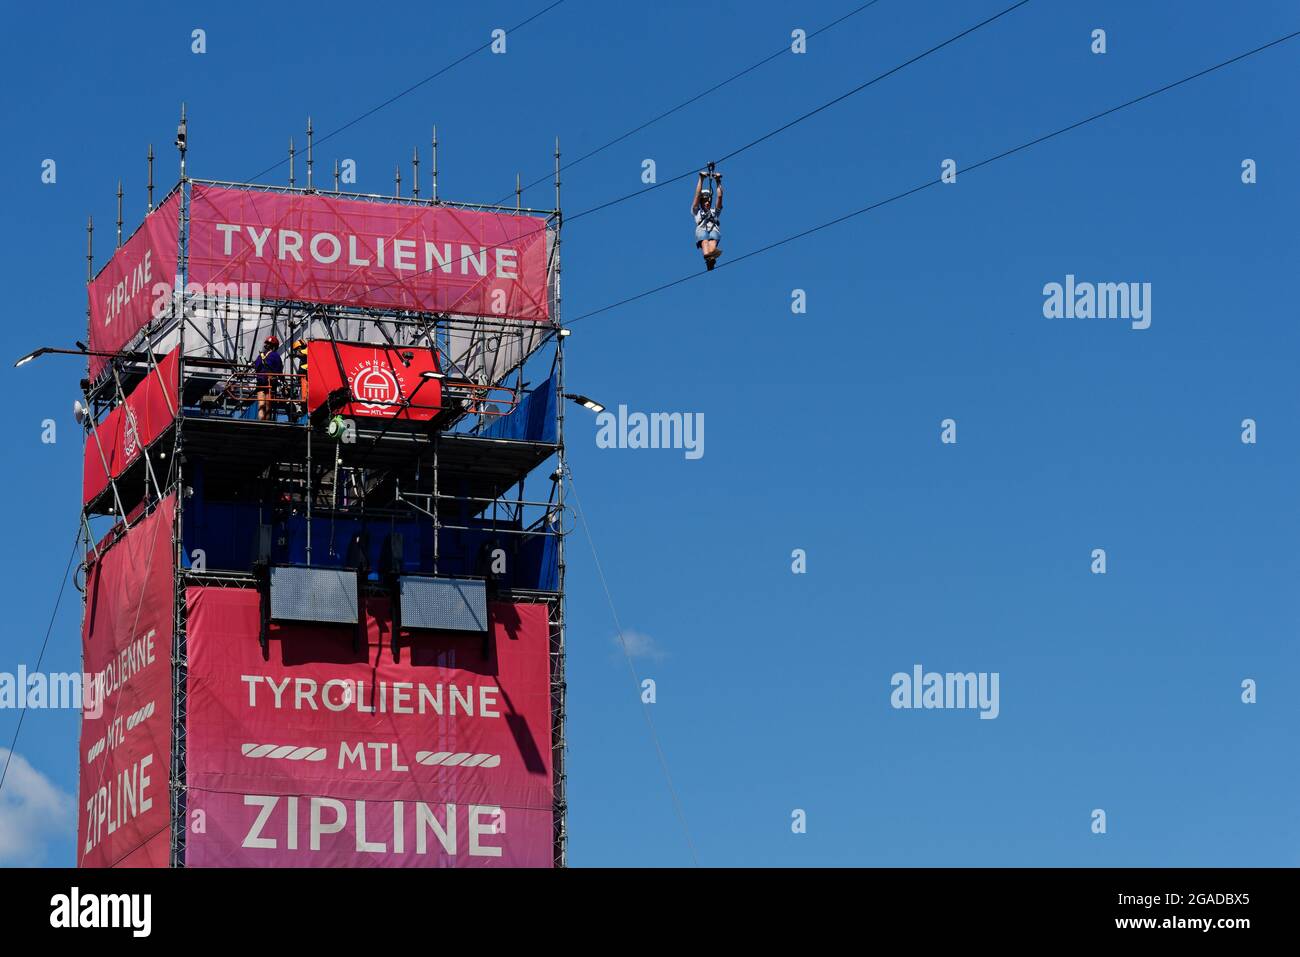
480,372,557,444
182,499,558,590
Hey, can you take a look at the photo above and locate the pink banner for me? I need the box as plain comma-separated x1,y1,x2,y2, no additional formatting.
87,194,180,379
188,185,550,321
78,494,175,868
184,590,554,867
82,349,179,506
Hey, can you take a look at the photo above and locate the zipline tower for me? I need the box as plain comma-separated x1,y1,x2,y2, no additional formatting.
74,116,569,868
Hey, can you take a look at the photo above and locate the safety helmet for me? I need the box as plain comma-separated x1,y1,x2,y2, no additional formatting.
264,335,280,348
292,339,307,352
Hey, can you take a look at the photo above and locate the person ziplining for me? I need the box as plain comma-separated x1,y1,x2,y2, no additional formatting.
692,163,723,270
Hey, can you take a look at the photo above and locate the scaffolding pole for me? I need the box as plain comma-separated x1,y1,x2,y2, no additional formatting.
169,171,191,868
551,135,567,868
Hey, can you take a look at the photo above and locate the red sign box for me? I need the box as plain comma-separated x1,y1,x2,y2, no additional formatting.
184,590,554,867
188,185,550,321
306,341,442,421
87,194,180,379
78,495,175,868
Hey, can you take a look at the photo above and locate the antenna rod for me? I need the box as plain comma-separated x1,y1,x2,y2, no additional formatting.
516,172,521,211
147,144,155,211
394,164,401,198
412,146,420,198
431,125,438,203
333,158,340,191
86,215,94,282
288,136,295,187
116,181,123,247
306,116,314,190
554,136,561,214
176,103,187,179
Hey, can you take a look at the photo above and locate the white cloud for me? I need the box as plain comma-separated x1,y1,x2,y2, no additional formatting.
613,630,667,662
0,748,75,866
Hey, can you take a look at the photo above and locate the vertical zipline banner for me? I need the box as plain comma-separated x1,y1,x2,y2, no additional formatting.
184,591,554,867
187,185,551,321
78,494,175,868
86,193,180,379
82,348,179,506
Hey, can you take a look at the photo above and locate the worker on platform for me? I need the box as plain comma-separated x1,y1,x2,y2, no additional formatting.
288,339,310,420
291,339,309,399
692,164,723,270
253,334,283,421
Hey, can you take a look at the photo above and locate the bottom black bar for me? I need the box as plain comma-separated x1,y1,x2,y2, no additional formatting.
0,867,1282,944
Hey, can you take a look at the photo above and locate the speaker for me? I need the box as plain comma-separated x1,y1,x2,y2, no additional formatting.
269,566,359,625
398,576,487,632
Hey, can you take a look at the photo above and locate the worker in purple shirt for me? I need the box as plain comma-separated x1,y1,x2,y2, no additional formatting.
253,335,283,420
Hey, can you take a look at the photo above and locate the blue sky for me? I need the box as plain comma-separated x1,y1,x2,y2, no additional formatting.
1,0,1297,866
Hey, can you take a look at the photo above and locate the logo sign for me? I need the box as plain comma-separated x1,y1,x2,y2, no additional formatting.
188,185,550,321
306,341,442,421
121,415,140,460
350,359,403,413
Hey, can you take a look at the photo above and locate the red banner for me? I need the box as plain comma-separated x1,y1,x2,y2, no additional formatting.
78,494,175,868
87,194,180,379
188,185,550,321
306,341,443,421
184,590,554,867
83,349,180,506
